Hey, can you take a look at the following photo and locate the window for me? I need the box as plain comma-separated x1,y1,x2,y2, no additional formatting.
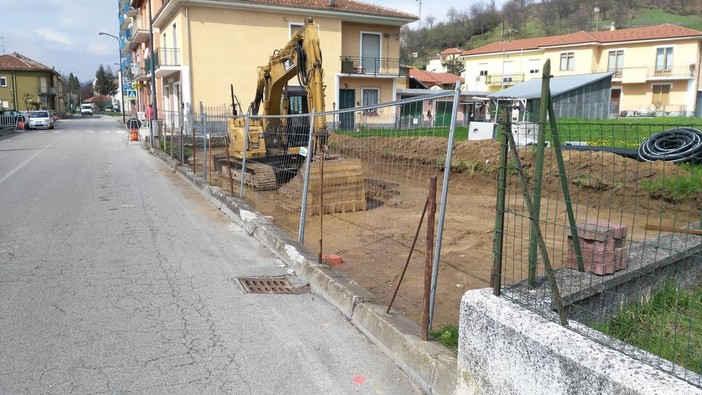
529,59,540,74
651,84,670,105
560,52,574,71
361,32,381,73
0,76,6,87
608,50,624,76
478,63,488,77
655,47,673,72
361,88,379,115
289,23,303,37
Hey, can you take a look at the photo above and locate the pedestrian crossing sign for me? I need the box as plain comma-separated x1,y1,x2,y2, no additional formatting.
127,90,137,99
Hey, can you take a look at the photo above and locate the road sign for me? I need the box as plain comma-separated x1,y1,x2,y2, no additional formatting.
126,90,137,100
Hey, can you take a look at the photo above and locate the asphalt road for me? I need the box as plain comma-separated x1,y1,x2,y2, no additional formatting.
0,116,421,394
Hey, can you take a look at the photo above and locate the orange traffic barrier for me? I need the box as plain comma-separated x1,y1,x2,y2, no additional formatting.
16,119,24,131
129,128,139,141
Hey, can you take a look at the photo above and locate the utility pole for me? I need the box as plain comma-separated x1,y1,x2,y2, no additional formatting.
148,0,158,149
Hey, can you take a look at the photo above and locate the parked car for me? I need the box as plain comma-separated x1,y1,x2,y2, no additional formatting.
0,109,26,128
27,110,54,130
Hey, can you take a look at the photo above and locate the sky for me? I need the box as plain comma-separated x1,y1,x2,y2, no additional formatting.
1,0,507,84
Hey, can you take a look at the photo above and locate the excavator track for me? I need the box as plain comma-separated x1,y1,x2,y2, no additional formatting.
218,157,278,190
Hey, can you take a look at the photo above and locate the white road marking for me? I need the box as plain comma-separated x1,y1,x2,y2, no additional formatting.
0,141,56,185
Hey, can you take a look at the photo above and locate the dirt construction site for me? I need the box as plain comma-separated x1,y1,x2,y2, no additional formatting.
205,134,695,328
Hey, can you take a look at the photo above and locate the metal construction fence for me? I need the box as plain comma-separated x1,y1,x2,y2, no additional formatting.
146,92,701,387
492,115,702,387
153,91,464,331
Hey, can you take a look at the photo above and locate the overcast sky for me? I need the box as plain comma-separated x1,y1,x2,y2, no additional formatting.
1,0,506,84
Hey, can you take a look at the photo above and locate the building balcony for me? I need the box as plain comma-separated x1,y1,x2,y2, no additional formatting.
133,60,149,81
647,64,695,79
594,64,695,82
119,13,130,31
144,48,181,79
339,56,401,77
128,16,150,49
484,73,524,86
37,87,57,95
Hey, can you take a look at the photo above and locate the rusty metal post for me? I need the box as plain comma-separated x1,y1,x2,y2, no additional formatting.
422,175,437,341
387,195,429,314
224,131,235,195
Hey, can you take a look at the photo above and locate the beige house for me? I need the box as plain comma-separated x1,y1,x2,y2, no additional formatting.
461,23,702,117
120,0,416,127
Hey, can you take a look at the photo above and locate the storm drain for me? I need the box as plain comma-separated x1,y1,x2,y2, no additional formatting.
237,277,307,294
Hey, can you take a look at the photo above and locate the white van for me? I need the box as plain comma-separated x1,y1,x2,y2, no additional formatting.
80,103,93,116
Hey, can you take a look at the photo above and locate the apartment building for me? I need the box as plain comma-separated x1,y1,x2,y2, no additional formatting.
118,0,416,128
461,23,702,117
0,53,63,113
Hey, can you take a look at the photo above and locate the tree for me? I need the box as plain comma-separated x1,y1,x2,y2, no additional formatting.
445,58,465,76
538,1,559,35
80,83,94,103
94,65,118,97
62,73,81,113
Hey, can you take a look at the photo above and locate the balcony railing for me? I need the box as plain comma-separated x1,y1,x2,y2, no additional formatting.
484,73,525,86
648,64,695,79
37,87,57,95
339,56,401,77
593,64,695,81
154,48,180,68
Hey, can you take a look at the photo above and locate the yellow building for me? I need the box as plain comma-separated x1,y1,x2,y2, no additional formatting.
0,53,63,113
120,0,416,126
461,24,702,117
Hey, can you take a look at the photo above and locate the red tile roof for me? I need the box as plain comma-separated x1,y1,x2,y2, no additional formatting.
440,47,462,55
0,52,54,72
462,23,702,56
169,0,417,20
409,67,463,87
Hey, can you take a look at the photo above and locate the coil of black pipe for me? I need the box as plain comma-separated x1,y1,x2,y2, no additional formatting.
637,127,702,163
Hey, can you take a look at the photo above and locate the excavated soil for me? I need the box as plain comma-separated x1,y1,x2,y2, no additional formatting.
205,136,699,327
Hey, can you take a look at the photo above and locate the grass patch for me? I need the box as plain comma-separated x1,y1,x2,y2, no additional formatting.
341,118,702,150
430,324,459,352
594,282,702,375
643,164,702,201
632,8,702,31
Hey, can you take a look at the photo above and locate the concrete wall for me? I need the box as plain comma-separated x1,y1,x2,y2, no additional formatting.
457,289,702,395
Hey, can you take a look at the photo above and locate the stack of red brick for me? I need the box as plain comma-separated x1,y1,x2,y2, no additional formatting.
566,221,628,275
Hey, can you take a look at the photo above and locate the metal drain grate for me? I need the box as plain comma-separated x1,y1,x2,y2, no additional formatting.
237,277,307,294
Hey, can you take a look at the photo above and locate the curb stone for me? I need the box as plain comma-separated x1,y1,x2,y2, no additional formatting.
151,148,458,395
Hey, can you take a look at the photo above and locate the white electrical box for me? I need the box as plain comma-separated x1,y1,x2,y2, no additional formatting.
514,121,540,146
468,122,497,141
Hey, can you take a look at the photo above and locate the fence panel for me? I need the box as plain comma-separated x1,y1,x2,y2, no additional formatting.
494,118,702,387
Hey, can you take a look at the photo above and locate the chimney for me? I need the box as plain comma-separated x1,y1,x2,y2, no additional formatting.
610,22,616,31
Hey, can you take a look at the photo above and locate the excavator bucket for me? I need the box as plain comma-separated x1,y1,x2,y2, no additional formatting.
303,158,366,215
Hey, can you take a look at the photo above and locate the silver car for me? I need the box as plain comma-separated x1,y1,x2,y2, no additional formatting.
27,110,54,130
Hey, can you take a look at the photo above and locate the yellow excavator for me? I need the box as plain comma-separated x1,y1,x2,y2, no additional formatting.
221,18,366,213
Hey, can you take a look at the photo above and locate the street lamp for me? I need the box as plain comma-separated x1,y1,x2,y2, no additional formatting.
98,32,127,123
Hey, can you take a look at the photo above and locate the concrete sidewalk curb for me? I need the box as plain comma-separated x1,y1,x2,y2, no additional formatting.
153,150,457,394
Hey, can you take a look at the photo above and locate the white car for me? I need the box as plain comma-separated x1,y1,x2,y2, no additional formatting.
27,110,54,130
80,103,93,116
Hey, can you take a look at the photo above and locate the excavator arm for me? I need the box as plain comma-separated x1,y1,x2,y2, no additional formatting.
250,17,326,151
